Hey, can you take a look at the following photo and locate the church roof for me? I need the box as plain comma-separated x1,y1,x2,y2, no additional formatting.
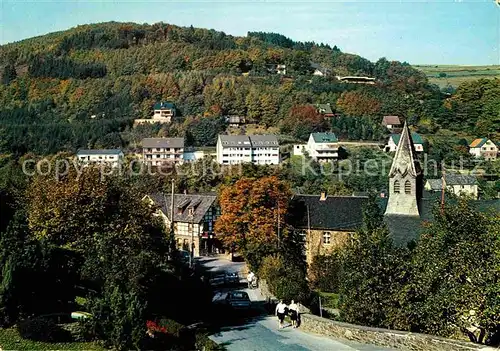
388,122,422,178
288,194,388,231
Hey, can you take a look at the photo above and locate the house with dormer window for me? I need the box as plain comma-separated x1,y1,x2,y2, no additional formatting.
143,193,219,256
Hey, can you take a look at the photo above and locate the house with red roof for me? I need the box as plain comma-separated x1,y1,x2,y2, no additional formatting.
469,138,498,161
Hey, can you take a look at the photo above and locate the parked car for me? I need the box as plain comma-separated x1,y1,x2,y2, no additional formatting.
209,273,226,287
224,272,239,285
225,291,251,309
178,250,190,264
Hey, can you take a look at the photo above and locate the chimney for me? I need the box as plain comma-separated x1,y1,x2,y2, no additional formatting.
320,191,327,201
184,189,187,195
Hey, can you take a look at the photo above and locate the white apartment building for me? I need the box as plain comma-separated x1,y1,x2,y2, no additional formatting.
142,138,184,166
76,149,124,167
216,135,280,165
293,133,339,162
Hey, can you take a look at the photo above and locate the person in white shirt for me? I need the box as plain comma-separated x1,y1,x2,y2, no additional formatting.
275,300,287,329
288,300,299,328
247,271,255,289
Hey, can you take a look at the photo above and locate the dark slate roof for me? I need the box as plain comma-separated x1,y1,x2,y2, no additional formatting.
426,179,443,191
153,102,175,110
384,215,425,246
142,138,184,148
250,135,279,146
218,135,251,147
312,132,338,143
445,174,477,185
146,193,216,223
288,195,388,231
77,149,123,156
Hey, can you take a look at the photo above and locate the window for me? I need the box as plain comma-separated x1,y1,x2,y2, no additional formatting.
394,180,400,193
188,207,194,216
323,232,331,245
404,180,411,194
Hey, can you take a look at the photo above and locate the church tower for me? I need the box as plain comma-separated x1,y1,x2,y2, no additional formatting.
384,121,423,217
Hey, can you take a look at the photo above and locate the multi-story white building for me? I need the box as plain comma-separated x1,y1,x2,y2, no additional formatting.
76,149,124,167
142,138,184,166
216,135,280,165
293,132,339,162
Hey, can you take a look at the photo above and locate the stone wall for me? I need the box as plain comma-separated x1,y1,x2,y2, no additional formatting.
306,230,350,265
300,314,496,351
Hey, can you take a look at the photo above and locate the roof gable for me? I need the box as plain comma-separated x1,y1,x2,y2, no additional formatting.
382,115,401,126
146,193,217,223
142,138,184,148
77,149,123,156
311,132,338,143
154,102,175,110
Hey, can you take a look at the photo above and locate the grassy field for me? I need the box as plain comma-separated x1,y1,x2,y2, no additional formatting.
0,328,105,350
414,65,500,88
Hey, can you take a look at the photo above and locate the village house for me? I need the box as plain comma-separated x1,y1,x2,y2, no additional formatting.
381,115,402,132
469,138,498,160
291,122,500,266
76,149,124,168
143,193,219,257
293,132,339,162
266,64,286,75
289,192,383,265
226,115,246,128
142,137,184,166
216,134,280,165
385,132,424,152
313,103,335,121
311,62,330,77
425,174,478,199
134,102,176,125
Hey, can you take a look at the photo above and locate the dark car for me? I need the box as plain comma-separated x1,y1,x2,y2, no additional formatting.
225,291,251,309
209,273,226,287
224,272,239,285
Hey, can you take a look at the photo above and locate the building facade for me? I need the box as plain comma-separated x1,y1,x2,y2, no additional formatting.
142,138,184,166
76,149,124,167
425,174,478,199
469,138,498,160
144,193,219,257
293,132,339,162
216,135,280,165
134,102,176,125
385,132,424,152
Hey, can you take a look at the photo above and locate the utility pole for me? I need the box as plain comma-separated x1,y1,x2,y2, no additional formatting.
189,213,194,269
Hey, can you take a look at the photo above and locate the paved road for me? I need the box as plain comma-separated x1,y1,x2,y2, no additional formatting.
210,316,393,351
198,256,395,351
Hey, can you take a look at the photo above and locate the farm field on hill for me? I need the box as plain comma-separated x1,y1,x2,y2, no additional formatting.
415,65,500,88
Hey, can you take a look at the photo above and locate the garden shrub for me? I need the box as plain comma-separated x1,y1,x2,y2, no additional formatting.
17,317,72,342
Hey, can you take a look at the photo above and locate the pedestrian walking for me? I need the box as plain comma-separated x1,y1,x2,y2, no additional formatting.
275,300,287,329
247,271,255,289
288,300,299,328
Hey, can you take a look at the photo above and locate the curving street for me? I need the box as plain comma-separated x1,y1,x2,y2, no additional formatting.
197,256,395,351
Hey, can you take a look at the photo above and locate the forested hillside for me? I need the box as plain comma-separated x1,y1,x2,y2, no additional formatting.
0,22,498,155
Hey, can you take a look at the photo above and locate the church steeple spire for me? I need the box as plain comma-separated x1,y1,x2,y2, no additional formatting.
388,121,421,178
384,121,423,217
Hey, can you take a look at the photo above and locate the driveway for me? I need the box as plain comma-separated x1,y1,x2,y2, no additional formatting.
198,256,395,351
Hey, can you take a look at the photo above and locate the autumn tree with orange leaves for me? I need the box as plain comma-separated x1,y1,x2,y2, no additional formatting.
214,176,291,268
